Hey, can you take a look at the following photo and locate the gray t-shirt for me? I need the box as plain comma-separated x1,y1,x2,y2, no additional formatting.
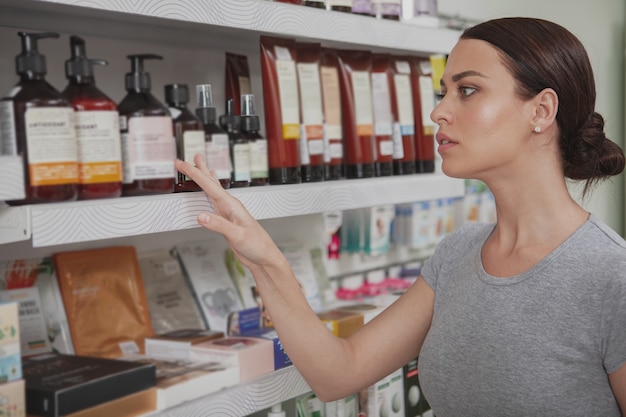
419,214,626,417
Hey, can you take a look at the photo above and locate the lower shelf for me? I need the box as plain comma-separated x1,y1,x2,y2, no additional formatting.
145,365,311,417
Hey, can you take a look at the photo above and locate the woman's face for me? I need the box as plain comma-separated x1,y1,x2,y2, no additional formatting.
431,39,535,181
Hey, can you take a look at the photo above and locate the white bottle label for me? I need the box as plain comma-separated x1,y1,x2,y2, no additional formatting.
182,130,206,165
371,72,393,136
419,75,437,135
25,107,78,186
121,116,175,183
0,100,16,155
249,138,269,179
276,55,300,140
351,71,374,136
394,73,415,135
232,142,251,182
205,133,232,180
392,122,404,159
74,110,122,184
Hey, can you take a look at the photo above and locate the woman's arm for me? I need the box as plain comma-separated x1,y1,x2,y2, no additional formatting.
609,363,626,416
175,156,435,401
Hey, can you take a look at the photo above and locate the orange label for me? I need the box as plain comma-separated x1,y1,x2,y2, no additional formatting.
282,124,301,139
29,162,78,186
356,124,374,136
79,161,123,184
305,124,324,140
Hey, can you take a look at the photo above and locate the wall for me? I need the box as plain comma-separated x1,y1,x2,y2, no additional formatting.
437,0,626,235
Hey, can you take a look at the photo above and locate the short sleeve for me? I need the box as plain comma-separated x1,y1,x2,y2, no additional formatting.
601,273,626,373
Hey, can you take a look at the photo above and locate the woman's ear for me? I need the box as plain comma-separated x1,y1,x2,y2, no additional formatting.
530,88,558,133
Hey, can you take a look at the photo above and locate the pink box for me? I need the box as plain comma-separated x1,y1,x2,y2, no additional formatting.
190,336,274,382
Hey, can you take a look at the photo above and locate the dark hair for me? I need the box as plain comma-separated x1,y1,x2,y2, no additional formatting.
461,17,624,196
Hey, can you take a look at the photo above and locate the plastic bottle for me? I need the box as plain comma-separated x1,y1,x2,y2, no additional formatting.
164,83,203,192
267,404,286,417
61,35,122,200
240,94,269,186
195,84,232,189
0,31,78,205
118,54,175,196
219,98,251,188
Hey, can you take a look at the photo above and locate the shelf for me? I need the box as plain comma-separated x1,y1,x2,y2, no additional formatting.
17,174,464,247
0,156,24,201
0,0,460,54
148,365,310,417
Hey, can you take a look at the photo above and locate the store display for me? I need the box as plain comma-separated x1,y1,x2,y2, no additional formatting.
1,31,78,205
118,54,175,196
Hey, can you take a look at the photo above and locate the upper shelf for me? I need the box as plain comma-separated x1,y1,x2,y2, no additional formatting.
26,174,464,247
0,0,461,54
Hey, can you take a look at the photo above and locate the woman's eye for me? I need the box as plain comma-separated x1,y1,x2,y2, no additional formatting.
459,86,477,97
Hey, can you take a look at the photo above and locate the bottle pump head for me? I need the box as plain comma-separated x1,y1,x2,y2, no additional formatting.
16,31,59,76
65,35,107,79
165,83,189,106
195,84,217,123
125,54,162,92
240,94,260,132
219,98,241,133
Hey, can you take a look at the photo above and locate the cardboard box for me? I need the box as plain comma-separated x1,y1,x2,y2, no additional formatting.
317,310,364,338
62,388,156,417
22,353,156,417
240,327,291,370
145,329,224,361
190,336,273,382
332,303,386,324
360,368,405,417
403,357,432,417
0,379,25,417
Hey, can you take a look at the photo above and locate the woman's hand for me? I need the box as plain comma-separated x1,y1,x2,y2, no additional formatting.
174,154,280,270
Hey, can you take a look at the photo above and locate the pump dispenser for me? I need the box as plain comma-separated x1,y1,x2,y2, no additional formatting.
195,84,231,189
62,35,122,200
118,54,175,196
267,404,286,417
240,94,269,186
219,98,250,188
1,31,78,205
165,83,203,192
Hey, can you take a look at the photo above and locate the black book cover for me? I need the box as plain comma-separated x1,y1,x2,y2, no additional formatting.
23,353,156,417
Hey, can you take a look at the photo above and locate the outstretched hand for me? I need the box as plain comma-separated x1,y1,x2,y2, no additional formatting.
174,154,280,270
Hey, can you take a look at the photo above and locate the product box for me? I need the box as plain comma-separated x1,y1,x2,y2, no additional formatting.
56,388,156,417
359,367,405,417
0,258,74,355
324,393,358,417
0,378,25,417
332,303,386,324
0,302,22,383
316,310,364,338
403,357,432,417
190,336,274,382
22,353,156,417
239,327,291,371
295,392,325,417
145,329,224,361
120,354,239,410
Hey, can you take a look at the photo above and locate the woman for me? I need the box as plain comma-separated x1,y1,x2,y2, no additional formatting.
176,17,626,416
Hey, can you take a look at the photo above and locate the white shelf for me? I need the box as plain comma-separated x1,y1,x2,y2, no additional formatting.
0,156,25,201
148,365,310,417
21,174,464,247
0,0,460,54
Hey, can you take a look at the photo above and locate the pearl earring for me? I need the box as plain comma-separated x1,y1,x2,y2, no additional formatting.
534,126,541,133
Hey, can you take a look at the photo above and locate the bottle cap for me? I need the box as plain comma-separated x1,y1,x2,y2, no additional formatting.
16,31,59,76
219,98,241,133
164,83,189,106
125,54,162,92
65,35,107,79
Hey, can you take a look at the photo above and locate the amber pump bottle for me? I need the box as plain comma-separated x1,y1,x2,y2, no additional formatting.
240,94,269,186
62,35,122,200
1,31,78,205
118,54,175,196
220,98,251,188
195,84,232,189
165,83,203,192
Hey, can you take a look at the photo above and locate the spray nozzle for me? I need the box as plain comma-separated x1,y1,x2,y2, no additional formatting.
16,31,59,76
125,54,162,92
219,98,241,132
196,84,214,109
240,94,260,132
65,35,107,79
